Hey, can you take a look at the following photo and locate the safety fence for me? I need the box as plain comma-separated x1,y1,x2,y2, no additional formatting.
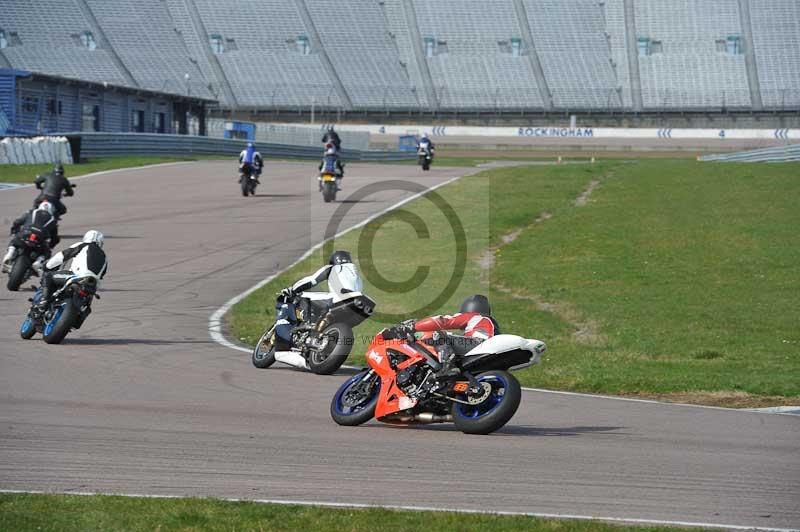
699,143,800,162
49,133,412,163
205,120,372,151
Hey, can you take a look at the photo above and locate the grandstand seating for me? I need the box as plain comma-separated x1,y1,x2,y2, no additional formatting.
85,0,212,98
413,0,543,108
306,0,418,108
749,0,800,109
524,0,620,109
634,0,751,109
1,0,798,112
192,0,340,108
0,0,129,86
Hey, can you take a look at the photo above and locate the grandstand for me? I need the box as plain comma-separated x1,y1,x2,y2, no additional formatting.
0,0,798,116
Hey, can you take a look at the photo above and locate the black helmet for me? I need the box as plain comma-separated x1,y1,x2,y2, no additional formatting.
459,294,491,316
54,164,64,175
329,250,352,265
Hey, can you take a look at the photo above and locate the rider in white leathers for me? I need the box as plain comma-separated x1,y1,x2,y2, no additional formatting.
275,250,361,368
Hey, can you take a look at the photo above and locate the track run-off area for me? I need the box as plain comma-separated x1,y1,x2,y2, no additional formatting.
0,161,798,530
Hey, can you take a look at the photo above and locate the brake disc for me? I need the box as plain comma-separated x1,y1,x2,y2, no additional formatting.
466,382,493,404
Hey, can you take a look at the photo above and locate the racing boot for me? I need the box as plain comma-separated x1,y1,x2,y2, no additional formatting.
335,177,342,191
318,176,323,192
2,246,16,273
31,256,46,275
434,344,460,380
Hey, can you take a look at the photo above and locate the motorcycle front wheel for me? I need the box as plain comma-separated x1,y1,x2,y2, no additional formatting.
252,326,277,369
451,370,521,435
308,322,352,375
7,254,31,291
330,369,380,426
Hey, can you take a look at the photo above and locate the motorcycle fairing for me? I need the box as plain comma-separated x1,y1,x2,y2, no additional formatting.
367,337,432,419
459,334,547,373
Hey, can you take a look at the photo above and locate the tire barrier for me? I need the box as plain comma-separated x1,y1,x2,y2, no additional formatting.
0,136,74,165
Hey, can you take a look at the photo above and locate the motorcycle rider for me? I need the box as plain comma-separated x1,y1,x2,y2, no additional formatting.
34,164,74,219
417,133,435,155
274,250,361,367
2,201,60,273
238,142,263,183
386,294,498,378
33,230,107,318
318,146,345,191
321,125,342,152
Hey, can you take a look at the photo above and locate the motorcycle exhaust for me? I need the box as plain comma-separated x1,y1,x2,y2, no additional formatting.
386,412,452,424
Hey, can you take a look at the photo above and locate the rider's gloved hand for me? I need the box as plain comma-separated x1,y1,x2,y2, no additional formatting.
385,322,415,340
279,287,294,300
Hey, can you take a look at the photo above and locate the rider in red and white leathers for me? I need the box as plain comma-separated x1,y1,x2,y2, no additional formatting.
387,294,498,377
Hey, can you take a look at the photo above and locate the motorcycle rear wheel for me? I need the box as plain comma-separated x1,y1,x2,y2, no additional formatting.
42,302,78,344
330,370,379,426
308,323,352,375
241,179,249,197
322,182,336,203
252,327,277,369
452,370,521,435
7,254,31,291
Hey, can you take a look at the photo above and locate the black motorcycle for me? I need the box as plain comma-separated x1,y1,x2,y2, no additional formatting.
20,275,99,344
418,145,433,171
6,229,50,291
239,163,259,196
252,290,376,375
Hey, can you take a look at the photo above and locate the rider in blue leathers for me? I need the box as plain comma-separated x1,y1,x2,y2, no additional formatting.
238,142,263,183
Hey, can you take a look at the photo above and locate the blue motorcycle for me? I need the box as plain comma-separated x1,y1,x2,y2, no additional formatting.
21,275,99,344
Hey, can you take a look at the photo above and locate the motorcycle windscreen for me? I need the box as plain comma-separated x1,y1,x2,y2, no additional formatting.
329,263,363,296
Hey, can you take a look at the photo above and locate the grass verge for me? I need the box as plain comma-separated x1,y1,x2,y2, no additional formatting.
0,156,230,184
0,493,714,532
228,159,800,406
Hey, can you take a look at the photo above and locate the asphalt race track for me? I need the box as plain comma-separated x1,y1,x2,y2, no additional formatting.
0,162,798,530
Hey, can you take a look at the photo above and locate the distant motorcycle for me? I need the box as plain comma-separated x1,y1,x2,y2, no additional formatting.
319,168,338,203
20,275,99,344
252,289,376,375
418,144,433,171
330,329,546,434
6,229,49,291
239,163,259,196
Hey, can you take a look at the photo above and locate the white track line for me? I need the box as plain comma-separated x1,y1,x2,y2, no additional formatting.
0,161,195,191
0,490,795,532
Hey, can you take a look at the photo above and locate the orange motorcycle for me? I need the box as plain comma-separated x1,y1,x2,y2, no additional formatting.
330,328,546,434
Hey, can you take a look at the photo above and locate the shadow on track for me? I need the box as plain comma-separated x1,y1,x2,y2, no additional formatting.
370,423,627,437
64,338,216,346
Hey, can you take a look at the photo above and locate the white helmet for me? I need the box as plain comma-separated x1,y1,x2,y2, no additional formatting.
37,200,55,216
82,230,104,248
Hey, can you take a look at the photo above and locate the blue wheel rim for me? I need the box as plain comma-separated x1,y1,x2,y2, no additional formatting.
456,374,509,420
334,372,377,416
43,304,65,336
20,317,33,335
